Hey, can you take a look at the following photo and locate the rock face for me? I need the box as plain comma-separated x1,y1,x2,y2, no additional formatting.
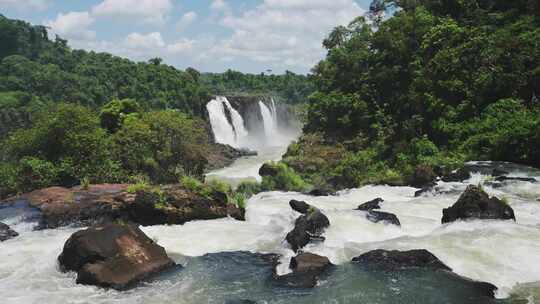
366,211,401,226
357,198,383,211
441,168,471,182
0,222,18,241
289,200,311,214
352,249,451,271
7,184,245,230
442,185,516,223
286,203,330,252
275,252,333,288
58,224,176,290
258,163,279,177
352,249,497,299
206,143,257,171
410,165,437,188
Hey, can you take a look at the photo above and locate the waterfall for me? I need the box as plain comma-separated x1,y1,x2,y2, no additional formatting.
206,96,248,148
259,100,278,138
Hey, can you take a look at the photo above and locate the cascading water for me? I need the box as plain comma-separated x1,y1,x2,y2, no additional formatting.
206,96,248,148
259,100,278,138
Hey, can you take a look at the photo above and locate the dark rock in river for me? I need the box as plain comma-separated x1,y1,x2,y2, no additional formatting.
414,182,437,197
409,165,437,188
352,249,452,271
357,198,383,211
352,249,497,299
0,222,18,241
286,207,330,252
58,223,176,290
442,185,516,223
258,163,279,177
492,168,510,177
206,143,257,171
307,188,334,197
366,210,401,226
289,200,311,214
275,252,333,288
495,176,536,183
441,167,471,182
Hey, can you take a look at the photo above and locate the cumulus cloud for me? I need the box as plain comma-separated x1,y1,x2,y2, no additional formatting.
45,11,96,41
210,0,228,11
92,0,173,25
0,0,49,10
176,11,197,31
206,0,365,70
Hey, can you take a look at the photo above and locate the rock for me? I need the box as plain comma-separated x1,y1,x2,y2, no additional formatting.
286,208,330,252
357,198,383,211
442,185,516,223
225,300,256,304
414,182,437,197
495,176,536,183
352,249,497,299
352,249,451,271
0,222,19,241
307,188,333,196
289,200,311,214
258,163,279,177
492,168,510,177
410,165,437,188
206,144,257,171
58,224,176,290
442,168,471,182
275,252,333,288
366,211,401,226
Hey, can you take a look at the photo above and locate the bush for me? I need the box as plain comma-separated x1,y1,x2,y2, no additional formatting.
260,162,310,192
231,192,247,209
17,157,59,192
236,181,263,198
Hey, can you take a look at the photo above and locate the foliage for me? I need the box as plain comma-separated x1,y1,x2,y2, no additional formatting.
100,98,141,133
236,181,263,198
260,162,311,192
231,192,247,209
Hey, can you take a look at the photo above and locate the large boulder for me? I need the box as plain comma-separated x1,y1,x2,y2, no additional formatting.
352,249,497,299
275,252,333,288
409,165,437,188
366,211,401,226
442,185,516,223
58,224,176,290
357,198,383,211
352,249,451,271
289,200,311,214
0,222,18,241
441,167,471,182
286,206,330,252
258,163,279,177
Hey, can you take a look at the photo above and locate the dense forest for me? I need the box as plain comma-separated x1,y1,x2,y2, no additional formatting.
276,0,540,192
0,14,312,198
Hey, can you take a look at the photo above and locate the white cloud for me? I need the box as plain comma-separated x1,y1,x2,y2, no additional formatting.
210,0,228,11
92,0,173,25
124,32,165,49
45,11,96,41
0,0,49,10
206,0,365,70
176,11,197,31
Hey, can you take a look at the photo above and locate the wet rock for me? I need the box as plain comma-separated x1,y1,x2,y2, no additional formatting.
275,252,333,288
442,168,471,182
366,211,401,226
206,143,258,171
352,249,498,299
494,176,536,183
409,165,437,188
0,222,19,241
414,182,437,197
258,163,279,177
289,200,311,214
442,185,516,223
58,223,176,290
357,198,383,211
492,168,510,177
307,188,333,197
225,300,257,304
352,249,451,271
286,208,330,252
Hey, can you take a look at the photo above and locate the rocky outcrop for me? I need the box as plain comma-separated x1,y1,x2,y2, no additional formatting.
289,200,310,214
206,143,257,171
352,249,451,271
0,222,18,241
442,185,516,223
306,188,334,197
286,202,330,252
441,167,471,182
274,252,333,288
58,224,176,290
6,184,245,230
352,249,497,298
357,198,383,211
409,165,437,188
366,211,401,226
259,163,280,177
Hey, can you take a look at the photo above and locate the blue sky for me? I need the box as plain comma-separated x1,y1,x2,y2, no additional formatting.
0,0,372,74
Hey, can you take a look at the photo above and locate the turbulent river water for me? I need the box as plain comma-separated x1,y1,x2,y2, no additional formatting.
1,99,540,303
